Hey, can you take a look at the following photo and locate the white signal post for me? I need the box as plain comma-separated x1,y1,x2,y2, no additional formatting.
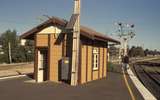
115,22,135,62
70,0,81,86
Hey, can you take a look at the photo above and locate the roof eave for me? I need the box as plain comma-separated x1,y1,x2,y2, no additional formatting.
20,16,120,44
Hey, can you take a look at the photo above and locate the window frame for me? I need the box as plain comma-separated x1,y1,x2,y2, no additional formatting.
92,47,99,70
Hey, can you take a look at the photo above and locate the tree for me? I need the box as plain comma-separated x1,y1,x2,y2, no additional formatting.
23,40,34,62
128,46,136,57
1,30,18,63
144,49,149,56
136,46,145,57
0,29,34,63
128,46,145,57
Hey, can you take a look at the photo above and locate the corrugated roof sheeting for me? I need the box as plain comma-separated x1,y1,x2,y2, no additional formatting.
20,17,120,44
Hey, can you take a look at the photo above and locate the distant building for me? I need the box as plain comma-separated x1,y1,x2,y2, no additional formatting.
21,17,120,85
109,46,119,57
0,42,4,55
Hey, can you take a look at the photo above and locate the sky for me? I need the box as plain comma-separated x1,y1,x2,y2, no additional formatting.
0,0,160,50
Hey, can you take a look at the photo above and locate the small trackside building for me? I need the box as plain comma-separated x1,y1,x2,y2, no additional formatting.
20,17,120,85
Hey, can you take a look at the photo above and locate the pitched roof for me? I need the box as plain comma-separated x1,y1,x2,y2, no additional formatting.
20,17,120,44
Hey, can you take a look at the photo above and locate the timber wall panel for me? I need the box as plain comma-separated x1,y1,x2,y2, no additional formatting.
103,48,107,77
79,41,109,84
99,47,103,78
106,48,108,76
81,45,87,84
36,35,48,47
93,70,98,80
87,45,92,82
49,34,62,82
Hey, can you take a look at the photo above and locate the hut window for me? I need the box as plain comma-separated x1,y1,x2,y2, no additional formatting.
93,48,99,70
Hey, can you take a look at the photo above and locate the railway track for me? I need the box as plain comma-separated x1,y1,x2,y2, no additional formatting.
137,61,160,66
143,68,160,86
133,63,160,99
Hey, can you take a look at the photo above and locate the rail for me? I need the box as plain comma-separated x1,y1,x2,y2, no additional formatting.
134,63,160,99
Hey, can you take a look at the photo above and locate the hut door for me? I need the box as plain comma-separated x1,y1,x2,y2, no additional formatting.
37,49,48,82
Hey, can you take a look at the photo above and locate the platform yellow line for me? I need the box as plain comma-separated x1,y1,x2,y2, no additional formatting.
122,68,136,100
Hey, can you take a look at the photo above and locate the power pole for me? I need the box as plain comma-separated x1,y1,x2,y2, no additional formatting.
8,42,12,63
70,0,81,86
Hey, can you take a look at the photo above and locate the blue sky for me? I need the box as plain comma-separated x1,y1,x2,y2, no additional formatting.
0,0,160,50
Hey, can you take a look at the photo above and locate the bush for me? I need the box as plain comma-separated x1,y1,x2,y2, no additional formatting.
108,62,114,71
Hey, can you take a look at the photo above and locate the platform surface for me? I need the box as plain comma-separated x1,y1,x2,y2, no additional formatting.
0,65,144,100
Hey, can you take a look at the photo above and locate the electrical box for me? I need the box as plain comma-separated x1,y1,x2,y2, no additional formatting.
60,57,70,80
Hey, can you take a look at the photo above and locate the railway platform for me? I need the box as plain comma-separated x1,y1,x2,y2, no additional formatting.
0,64,145,100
